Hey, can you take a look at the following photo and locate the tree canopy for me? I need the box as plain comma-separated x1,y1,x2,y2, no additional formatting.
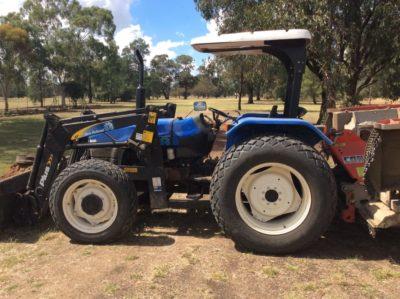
0,0,399,117
195,0,400,121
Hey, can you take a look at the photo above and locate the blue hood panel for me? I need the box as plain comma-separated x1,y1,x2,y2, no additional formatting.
87,117,201,146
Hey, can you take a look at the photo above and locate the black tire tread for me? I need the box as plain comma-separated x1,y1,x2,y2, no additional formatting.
210,135,337,253
364,128,381,196
49,159,136,243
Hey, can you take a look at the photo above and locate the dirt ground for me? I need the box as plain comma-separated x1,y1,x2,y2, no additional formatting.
1,211,400,299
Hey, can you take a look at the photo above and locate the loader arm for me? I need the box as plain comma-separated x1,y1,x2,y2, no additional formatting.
23,107,167,219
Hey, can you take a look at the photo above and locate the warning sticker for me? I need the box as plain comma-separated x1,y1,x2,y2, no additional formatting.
152,177,162,192
135,133,143,141
356,166,365,178
142,130,154,143
124,167,138,173
343,155,364,164
148,112,157,124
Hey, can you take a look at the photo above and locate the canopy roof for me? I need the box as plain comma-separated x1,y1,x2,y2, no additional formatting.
191,29,311,55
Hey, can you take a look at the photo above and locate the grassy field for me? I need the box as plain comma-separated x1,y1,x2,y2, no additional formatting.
0,97,321,175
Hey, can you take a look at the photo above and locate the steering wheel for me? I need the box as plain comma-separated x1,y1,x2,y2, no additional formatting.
269,105,279,118
209,107,236,122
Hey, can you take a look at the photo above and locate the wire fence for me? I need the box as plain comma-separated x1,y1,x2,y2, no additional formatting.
0,97,96,116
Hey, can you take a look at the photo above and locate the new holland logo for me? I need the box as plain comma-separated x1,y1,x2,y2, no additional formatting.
90,121,114,135
103,121,114,131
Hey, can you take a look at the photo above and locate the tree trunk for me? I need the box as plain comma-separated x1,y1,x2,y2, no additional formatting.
163,90,170,100
1,83,9,113
346,78,360,106
184,86,188,99
39,70,44,107
256,86,261,101
61,87,66,107
317,81,336,124
4,95,9,113
39,78,43,108
312,94,317,104
238,68,244,110
247,84,254,104
88,76,93,104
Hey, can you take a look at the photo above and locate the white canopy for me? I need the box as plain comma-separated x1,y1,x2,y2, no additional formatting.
191,29,311,55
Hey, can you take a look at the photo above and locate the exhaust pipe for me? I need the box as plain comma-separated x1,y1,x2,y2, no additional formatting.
135,49,145,109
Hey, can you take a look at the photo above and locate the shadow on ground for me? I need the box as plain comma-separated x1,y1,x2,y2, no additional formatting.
1,206,400,262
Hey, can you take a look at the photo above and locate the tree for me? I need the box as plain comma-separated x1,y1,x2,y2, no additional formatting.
150,55,178,100
191,76,217,98
145,72,164,99
201,58,236,97
21,0,117,106
121,38,150,100
302,69,321,104
98,42,124,103
376,56,400,101
195,0,400,122
0,23,29,112
21,0,72,106
175,55,196,99
62,81,85,107
222,56,248,110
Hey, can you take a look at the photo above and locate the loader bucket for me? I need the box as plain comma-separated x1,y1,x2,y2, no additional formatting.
0,172,30,227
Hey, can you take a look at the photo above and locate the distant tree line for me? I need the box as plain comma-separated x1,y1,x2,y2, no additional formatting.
0,0,307,114
1,0,399,120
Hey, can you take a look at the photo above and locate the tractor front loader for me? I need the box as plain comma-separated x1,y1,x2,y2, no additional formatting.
0,51,175,233
0,101,166,226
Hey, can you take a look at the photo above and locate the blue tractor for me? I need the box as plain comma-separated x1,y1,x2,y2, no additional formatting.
0,29,337,254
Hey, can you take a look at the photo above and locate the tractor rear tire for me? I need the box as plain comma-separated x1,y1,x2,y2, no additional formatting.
49,159,136,244
210,135,337,254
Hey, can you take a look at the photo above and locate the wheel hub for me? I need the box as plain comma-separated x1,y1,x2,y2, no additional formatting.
265,189,279,203
62,179,118,234
244,170,294,221
81,194,103,216
236,163,311,235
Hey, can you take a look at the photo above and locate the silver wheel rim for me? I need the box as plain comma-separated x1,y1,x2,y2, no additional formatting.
235,162,311,235
62,179,118,234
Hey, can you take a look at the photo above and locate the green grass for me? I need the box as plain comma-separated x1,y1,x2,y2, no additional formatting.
153,264,171,279
104,282,120,295
210,271,229,282
0,97,321,176
371,268,400,281
0,118,44,175
261,266,279,278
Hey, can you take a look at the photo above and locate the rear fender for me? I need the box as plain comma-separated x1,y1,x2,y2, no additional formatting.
226,118,332,148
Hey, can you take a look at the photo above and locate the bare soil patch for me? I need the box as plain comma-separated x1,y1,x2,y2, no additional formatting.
1,210,400,298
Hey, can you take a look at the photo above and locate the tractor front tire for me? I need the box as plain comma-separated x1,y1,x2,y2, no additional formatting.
210,135,337,254
49,159,136,244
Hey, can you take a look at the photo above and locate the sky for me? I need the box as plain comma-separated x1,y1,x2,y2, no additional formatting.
0,0,217,67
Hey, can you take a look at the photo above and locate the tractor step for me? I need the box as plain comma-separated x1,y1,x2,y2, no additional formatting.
168,193,210,210
357,200,400,229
